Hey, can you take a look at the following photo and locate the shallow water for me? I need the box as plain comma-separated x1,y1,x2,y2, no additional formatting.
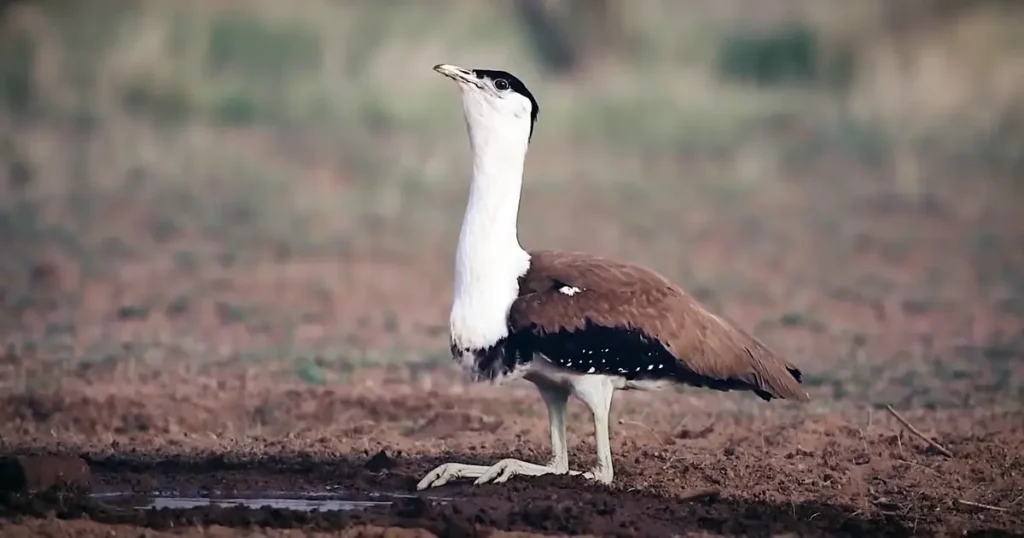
91,490,449,513
140,496,392,511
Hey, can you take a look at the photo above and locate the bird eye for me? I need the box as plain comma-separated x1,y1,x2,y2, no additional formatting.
494,78,510,91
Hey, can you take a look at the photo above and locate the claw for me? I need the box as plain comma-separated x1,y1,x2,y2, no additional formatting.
417,459,562,489
417,462,490,490
581,466,613,485
473,458,531,485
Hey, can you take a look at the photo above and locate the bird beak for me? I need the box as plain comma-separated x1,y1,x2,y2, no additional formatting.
433,64,479,88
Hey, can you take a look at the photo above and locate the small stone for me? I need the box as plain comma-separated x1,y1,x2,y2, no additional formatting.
364,450,397,472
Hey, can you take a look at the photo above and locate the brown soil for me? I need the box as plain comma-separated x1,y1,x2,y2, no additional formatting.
0,367,1022,537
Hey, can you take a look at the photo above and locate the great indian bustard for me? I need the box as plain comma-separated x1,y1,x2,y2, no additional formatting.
416,64,809,490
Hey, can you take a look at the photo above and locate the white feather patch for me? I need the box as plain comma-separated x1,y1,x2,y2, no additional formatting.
558,285,583,296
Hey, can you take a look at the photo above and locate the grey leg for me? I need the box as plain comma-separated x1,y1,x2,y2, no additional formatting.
416,381,573,490
537,382,570,473
569,375,615,484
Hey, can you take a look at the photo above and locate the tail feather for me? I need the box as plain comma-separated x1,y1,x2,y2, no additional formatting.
675,298,809,403
667,338,809,402
745,343,809,402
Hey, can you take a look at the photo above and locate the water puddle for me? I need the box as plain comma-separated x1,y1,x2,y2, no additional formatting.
91,490,450,513
130,496,390,511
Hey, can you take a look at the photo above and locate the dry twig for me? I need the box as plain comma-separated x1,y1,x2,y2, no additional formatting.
884,404,953,458
958,499,1009,512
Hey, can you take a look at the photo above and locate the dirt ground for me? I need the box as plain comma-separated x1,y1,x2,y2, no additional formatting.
0,371,1022,537
2,155,1024,537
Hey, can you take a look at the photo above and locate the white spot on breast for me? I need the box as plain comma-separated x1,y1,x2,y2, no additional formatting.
558,285,583,296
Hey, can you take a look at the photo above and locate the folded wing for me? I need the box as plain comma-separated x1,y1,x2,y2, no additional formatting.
508,250,809,402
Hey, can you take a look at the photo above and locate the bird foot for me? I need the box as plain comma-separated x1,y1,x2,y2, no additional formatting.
566,466,613,485
416,458,565,490
583,466,613,484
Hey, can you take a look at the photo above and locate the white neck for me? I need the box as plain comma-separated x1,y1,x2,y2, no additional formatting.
449,117,532,352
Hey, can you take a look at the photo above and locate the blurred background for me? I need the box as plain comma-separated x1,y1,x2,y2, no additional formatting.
1,0,1022,406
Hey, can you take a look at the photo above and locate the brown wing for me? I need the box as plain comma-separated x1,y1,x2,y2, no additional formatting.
510,250,809,402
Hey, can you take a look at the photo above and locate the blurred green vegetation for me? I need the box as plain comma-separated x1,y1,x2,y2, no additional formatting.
1,1,1019,174
0,29,35,116
718,23,856,90
0,0,1019,259
0,2,1015,144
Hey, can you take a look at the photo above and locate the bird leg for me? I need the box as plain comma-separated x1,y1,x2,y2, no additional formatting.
570,375,615,484
415,383,572,490
538,381,570,473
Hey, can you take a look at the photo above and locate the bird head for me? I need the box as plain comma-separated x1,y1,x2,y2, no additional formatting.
433,64,539,144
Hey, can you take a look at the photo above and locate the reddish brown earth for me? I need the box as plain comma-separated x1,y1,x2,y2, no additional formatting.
2,154,1023,536
0,376,1022,537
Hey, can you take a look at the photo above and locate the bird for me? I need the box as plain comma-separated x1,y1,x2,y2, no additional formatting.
416,64,809,491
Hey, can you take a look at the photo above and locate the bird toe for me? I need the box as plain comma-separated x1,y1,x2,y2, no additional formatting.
473,458,515,485
417,463,460,490
581,467,613,485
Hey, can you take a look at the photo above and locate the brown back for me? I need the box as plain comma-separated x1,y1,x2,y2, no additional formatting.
510,250,809,402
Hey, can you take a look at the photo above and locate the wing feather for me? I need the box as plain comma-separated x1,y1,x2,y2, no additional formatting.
511,250,808,402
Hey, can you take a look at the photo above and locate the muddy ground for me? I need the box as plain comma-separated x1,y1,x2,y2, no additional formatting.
2,151,1024,537
0,376,1022,538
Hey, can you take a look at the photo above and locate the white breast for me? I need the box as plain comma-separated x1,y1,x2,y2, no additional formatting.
449,247,530,355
